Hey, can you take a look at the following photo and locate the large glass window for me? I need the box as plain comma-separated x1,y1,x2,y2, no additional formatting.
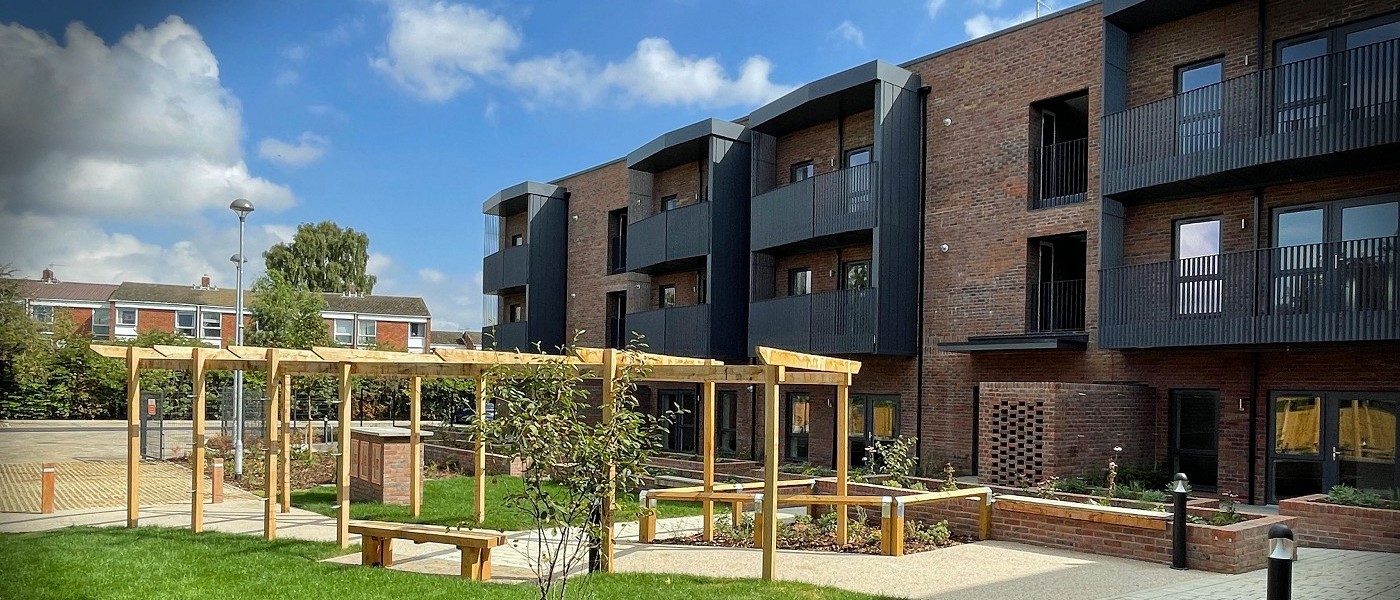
1276,37,1329,131
91,308,110,338
659,285,676,308
790,161,814,183
1174,218,1222,314
201,311,221,339
1176,60,1223,153
717,391,738,456
1271,391,1399,502
30,305,54,324
785,393,810,462
117,308,137,326
333,319,353,345
176,311,196,336
358,320,377,347
788,268,812,296
1170,390,1219,490
844,147,872,213
841,260,871,290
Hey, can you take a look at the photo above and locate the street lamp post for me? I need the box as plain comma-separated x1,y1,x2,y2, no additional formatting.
229,198,254,478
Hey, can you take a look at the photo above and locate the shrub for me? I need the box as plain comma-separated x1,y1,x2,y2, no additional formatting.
1327,485,1393,509
865,436,921,489
906,519,952,546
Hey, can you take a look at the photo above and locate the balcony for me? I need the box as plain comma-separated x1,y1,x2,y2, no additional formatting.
1103,39,1400,201
1029,279,1087,332
749,288,877,355
751,162,878,252
1030,138,1088,209
626,304,712,358
626,201,711,273
482,244,529,294
1100,236,1399,348
482,321,535,352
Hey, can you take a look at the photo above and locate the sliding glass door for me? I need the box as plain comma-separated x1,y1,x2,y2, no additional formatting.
1270,391,1398,503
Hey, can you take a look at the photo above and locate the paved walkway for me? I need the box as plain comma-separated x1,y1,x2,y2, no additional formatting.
0,460,254,513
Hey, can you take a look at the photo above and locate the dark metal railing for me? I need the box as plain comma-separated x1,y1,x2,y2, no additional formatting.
1103,39,1400,192
1101,236,1399,347
626,304,710,358
606,316,626,349
1030,138,1088,209
482,244,529,294
482,321,531,352
1029,279,1086,332
626,201,711,271
749,288,877,354
751,162,878,251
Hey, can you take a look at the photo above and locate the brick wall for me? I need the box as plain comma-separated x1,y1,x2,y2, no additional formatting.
56,307,95,334
649,269,703,308
653,160,706,211
376,321,410,351
560,160,649,347
771,244,872,296
773,110,874,186
1278,494,1400,552
423,443,526,477
503,212,527,245
136,309,176,335
349,431,417,505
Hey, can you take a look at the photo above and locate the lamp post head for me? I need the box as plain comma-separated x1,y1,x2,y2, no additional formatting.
230,253,246,267
229,198,255,219
1171,472,1191,494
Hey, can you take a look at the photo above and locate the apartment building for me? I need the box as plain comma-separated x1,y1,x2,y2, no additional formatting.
16,271,433,353
479,0,1399,504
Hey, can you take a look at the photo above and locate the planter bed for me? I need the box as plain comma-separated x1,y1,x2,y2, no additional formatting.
655,513,970,555
1278,494,1400,552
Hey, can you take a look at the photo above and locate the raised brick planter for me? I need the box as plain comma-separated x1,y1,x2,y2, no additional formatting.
423,443,525,477
349,427,430,505
1278,494,1400,553
812,479,1291,573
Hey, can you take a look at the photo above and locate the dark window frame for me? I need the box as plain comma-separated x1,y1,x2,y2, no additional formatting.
607,208,628,274
510,233,524,247
717,390,739,456
790,161,815,183
508,304,524,323
843,146,872,168
661,195,680,211
1172,215,1224,316
787,268,812,296
840,259,871,291
1174,56,1225,155
658,284,676,308
785,392,811,462
1169,389,1220,491
1267,389,1400,504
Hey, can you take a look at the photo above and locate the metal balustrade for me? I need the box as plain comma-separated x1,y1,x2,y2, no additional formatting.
751,162,878,251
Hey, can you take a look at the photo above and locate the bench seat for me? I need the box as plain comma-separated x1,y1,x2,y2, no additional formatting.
348,521,507,580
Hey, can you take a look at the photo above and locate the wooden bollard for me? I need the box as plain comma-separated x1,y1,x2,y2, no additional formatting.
637,492,657,543
730,500,744,520
752,494,765,548
211,459,224,503
40,463,56,514
880,496,905,556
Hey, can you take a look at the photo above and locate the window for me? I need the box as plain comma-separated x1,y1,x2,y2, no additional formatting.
1170,390,1219,490
717,391,738,456
201,311,221,339
1174,218,1222,315
1175,59,1223,154
606,291,626,349
511,234,524,247
334,319,353,345
118,308,137,326
607,208,627,274
790,161,814,183
410,322,426,338
176,311,196,336
1273,195,1398,314
844,147,872,213
659,284,676,308
661,195,679,211
358,320,377,346
785,393,811,461
787,268,812,296
30,305,54,324
659,390,698,453
1273,13,1400,131
91,308,110,338
1276,37,1329,131
841,260,871,290
509,304,524,323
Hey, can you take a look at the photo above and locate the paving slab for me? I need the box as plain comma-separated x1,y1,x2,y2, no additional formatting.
0,460,254,513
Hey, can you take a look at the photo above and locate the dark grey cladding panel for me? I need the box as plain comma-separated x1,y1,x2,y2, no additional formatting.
483,181,567,216
747,60,920,135
626,118,748,172
1103,0,1231,32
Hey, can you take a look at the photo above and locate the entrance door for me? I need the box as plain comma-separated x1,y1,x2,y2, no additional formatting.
1270,391,1399,502
849,395,899,467
658,390,698,454
1169,390,1220,490
716,390,738,456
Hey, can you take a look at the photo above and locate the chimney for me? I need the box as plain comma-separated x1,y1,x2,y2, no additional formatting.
200,274,211,289
41,268,56,283
345,283,358,297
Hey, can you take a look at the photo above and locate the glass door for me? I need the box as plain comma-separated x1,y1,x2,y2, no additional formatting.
849,395,899,467
716,391,738,456
1170,390,1220,490
658,390,698,454
1271,391,1399,502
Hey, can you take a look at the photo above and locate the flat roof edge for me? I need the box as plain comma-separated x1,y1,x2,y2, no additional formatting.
747,60,920,130
625,118,748,169
482,181,567,215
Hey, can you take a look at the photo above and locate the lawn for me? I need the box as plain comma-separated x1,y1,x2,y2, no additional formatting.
0,527,889,600
291,475,724,531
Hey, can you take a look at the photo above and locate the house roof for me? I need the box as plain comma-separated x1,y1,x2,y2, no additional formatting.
109,281,430,317
430,330,478,348
12,279,119,302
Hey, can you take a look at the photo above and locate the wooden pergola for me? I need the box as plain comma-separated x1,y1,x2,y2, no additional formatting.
90,343,858,580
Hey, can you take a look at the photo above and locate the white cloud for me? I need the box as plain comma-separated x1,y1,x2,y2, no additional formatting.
307,104,348,120
831,20,865,48
370,0,521,102
282,44,307,61
965,6,1041,38
0,18,298,293
418,268,445,283
258,132,330,167
274,69,300,86
926,0,948,18
367,252,394,275
371,1,793,109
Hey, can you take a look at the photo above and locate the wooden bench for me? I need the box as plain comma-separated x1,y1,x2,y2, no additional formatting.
347,521,507,581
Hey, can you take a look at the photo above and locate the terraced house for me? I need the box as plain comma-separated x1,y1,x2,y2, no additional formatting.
479,0,1399,505
15,270,434,353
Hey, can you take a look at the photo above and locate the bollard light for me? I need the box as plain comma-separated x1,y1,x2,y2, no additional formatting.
1170,473,1190,570
1268,524,1297,561
1171,472,1191,494
1267,524,1296,600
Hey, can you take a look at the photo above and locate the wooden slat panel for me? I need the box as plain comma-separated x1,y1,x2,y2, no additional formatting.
756,347,861,374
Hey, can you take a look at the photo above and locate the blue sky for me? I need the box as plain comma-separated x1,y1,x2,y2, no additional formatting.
0,0,1081,330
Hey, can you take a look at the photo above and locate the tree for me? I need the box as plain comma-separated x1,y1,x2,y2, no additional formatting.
262,221,377,294
247,275,332,349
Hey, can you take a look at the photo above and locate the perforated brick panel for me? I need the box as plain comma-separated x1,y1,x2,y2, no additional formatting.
988,398,1047,486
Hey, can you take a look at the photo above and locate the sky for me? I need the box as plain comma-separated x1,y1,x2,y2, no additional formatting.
0,0,1084,332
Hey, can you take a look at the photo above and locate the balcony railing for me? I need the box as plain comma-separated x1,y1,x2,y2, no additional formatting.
1030,138,1088,209
626,201,711,272
1103,39,1400,195
626,304,711,358
482,321,532,352
1101,236,1398,348
1029,279,1086,332
751,162,878,251
749,288,877,355
483,244,529,294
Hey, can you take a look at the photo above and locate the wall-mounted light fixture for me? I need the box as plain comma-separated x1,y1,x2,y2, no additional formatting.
943,118,953,126
939,243,950,253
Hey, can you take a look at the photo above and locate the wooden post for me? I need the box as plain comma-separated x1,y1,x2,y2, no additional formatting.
40,463,56,514
211,459,224,503
126,346,140,528
473,375,487,524
337,361,352,549
409,375,423,518
280,373,292,513
599,349,619,572
880,497,892,556
190,347,206,532
979,492,993,541
701,379,716,542
638,492,656,543
835,379,850,546
752,493,765,548
761,364,781,581
263,349,280,541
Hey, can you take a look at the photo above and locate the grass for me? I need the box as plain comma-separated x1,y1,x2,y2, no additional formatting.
0,527,889,600
291,475,723,531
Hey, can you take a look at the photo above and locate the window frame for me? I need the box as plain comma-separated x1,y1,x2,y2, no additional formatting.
510,233,524,247
409,322,426,338
661,195,680,212
1169,389,1220,491
1174,57,1225,154
844,146,872,168
509,304,524,323
840,259,871,291
787,268,812,296
333,319,354,345
785,392,811,462
91,307,111,338
658,284,677,308
201,311,222,340
30,304,54,324
117,308,138,327
1172,216,1224,316
175,311,197,336
790,161,815,183
357,320,377,347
